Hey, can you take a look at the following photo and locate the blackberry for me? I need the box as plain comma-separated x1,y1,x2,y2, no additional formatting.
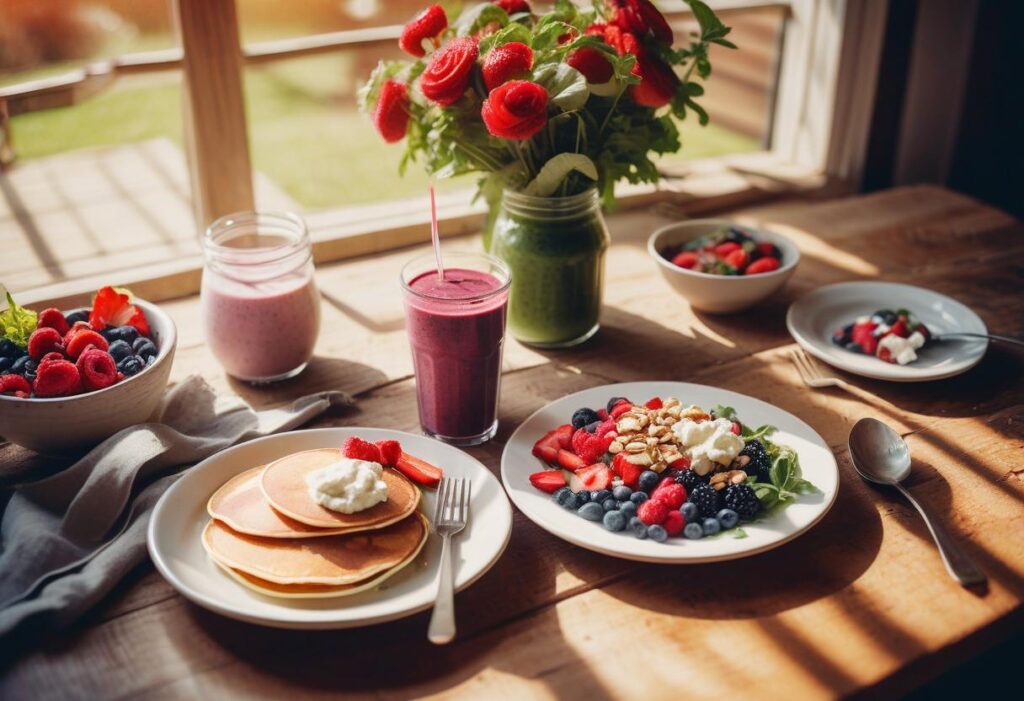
571,407,601,430
687,483,721,519
672,468,703,493
739,440,771,483
724,484,761,518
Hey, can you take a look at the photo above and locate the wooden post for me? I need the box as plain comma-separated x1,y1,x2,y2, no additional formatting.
0,98,14,170
170,0,255,233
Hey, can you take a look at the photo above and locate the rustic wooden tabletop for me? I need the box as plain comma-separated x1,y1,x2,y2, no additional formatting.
2,185,1022,700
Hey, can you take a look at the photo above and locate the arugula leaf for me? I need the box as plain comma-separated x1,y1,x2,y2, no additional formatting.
534,63,589,111
0,290,36,348
712,405,736,419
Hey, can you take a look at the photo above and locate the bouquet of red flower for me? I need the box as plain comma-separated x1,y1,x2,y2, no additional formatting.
360,0,733,206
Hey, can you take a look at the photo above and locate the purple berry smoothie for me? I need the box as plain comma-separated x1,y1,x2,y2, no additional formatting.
403,266,509,444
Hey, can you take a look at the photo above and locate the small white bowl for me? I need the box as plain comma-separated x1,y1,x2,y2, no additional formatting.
648,219,800,313
0,299,177,454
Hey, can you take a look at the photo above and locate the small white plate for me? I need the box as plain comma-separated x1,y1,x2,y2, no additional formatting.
148,428,512,629
787,281,988,382
500,382,838,564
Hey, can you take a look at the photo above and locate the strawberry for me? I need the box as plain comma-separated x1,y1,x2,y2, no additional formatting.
76,348,119,391
755,242,780,258
877,346,894,363
594,418,617,438
33,359,80,398
395,451,443,487
372,80,410,143
36,308,69,336
652,481,686,510
63,321,91,346
89,286,150,335
482,41,533,92
375,439,403,466
730,421,742,436
577,463,612,491
851,320,879,355
745,257,781,275
565,46,613,84
529,469,566,493
399,4,447,57
713,242,741,258
341,436,382,463
644,397,663,410
725,248,749,271
670,251,700,270
0,374,32,398
494,0,531,14
612,453,642,489
65,329,108,360
557,448,587,472
915,322,931,341
662,510,685,536
610,401,632,419
533,424,573,464
888,317,910,338
637,499,668,525
571,428,613,464
669,455,691,470
553,423,574,448
27,327,63,361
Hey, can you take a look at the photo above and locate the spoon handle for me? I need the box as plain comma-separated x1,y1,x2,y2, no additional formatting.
894,484,987,587
937,332,1024,347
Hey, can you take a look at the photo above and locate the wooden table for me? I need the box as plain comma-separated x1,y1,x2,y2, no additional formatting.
2,185,1022,699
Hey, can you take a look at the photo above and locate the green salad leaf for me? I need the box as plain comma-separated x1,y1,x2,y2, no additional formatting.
0,290,36,348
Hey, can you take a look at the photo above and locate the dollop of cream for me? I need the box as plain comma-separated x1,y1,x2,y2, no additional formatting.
305,458,388,514
878,331,926,365
672,417,745,476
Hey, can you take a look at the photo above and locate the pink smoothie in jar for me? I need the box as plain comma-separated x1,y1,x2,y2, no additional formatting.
201,212,320,383
402,252,510,445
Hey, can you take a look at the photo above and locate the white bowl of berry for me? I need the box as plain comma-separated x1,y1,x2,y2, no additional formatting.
648,219,800,313
0,286,177,454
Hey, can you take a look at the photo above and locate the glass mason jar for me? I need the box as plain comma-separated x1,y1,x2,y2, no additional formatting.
200,211,321,383
490,188,609,347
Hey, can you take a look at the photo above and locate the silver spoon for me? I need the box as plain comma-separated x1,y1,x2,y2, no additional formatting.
933,332,1024,347
848,418,986,587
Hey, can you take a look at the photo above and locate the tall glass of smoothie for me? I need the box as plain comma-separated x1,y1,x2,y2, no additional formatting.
201,211,321,383
401,252,510,446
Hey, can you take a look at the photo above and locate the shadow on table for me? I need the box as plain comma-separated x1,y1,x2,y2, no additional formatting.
224,354,389,405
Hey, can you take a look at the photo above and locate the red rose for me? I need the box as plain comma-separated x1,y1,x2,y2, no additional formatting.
420,37,479,107
482,41,533,92
372,80,410,143
610,0,673,45
493,0,531,14
630,43,678,107
481,80,549,140
399,4,448,58
566,47,613,84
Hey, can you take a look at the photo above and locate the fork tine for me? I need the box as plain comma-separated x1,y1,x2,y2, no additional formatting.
462,480,471,524
458,479,469,524
433,477,450,525
446,478,461,524
789,349,809,385
804,351,826,381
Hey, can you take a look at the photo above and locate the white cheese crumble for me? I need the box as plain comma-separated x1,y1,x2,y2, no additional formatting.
305,458,388,514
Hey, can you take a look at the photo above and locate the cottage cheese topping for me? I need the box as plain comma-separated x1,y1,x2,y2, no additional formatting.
306,458,388,513
671,417,745,476
878,331,926,365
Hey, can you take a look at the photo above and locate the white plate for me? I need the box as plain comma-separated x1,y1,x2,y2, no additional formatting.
787,282,988,382
148,428,512,629
500,382,838,564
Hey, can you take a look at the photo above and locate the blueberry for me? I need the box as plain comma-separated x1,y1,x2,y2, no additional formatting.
133,337,157,360
602,498,618,512
117,355,145,377
64,309,89,325
606,396,629,413
117,326,140,344
22,359,37,382
612,485,632,501
577,502,605,522
0,339,16,358
107,340,133,362
647,524,668,542
10,355,30,375
591,489,612,504
571,407,601,430
717,509,739,529
99,327,119,342
702,517,721,536
575,490,591,505
603,510,627,532
684,522,704,539
0,357,11,373
619,501,637,519
681,502,699,521
629,517,649,539
638,470,660,493
832,324,853,347
630,491,649,505
844,342,864,354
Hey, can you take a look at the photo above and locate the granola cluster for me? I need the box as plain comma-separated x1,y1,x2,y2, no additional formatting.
607,398,716,473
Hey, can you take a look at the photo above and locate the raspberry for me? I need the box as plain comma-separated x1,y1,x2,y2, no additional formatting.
399,4,447,57
27,327,64,361
637,499,668,525
610,401,632,419
33,359,81,397
662,510,685,537
594,418,617,438
76,348,119,391
341,436,382,463
745,257,781,275
644,397,663,410
652,481,686,510
65,329,108,360
375,439,402,466
571,428,612,464
37,308,70,336
566,46,613,84
372,80,410,143
0,373,32,398
482,41,533,92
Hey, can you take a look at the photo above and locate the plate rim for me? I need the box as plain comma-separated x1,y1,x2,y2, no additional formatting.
147,426,513,630
786,281,988,382
500,381,839,564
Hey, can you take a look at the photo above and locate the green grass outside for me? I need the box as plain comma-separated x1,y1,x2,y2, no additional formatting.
8,54,758,209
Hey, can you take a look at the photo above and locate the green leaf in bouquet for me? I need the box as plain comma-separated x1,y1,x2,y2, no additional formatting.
534,63,589,111
0,290,36,348
531,16,573,52
455,3,509,37
523,153,598,196
481,21,533,54
357,60,408,113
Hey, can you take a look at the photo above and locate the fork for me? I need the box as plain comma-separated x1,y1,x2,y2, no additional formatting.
789,348,852,391
427,476,470,645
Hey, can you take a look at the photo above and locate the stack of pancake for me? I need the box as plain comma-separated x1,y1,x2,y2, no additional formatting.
202,448,427,598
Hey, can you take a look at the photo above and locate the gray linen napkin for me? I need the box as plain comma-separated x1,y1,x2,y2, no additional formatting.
0,374,352,640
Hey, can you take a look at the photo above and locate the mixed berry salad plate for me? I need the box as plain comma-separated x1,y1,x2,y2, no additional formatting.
787,282,988,382
500,382,838,564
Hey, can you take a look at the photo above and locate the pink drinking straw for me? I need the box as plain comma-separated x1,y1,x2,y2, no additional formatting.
429,182,445,281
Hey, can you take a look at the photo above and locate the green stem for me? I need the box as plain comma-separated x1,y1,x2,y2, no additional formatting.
598,87,625,135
